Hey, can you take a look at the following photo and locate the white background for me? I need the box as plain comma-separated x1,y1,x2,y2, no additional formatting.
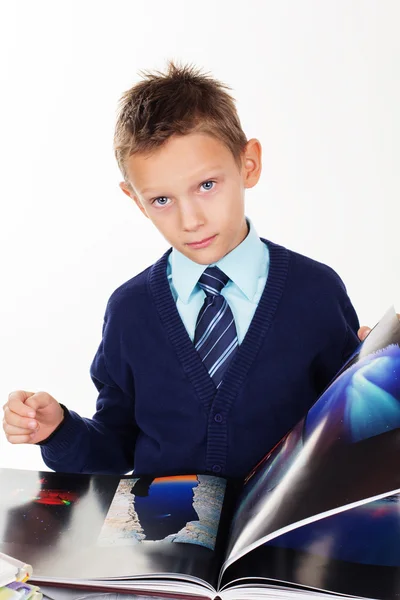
0,0,399,471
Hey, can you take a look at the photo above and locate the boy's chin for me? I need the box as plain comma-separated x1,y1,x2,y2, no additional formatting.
182,247,226,265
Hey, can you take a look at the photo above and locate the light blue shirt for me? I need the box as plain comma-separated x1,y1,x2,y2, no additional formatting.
166,219,270,344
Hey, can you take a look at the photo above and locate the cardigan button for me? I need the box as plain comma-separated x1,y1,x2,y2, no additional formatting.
212,464,222,473
214,413,223,423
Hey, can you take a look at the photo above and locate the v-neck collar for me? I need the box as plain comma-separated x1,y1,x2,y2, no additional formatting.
148,238,289,412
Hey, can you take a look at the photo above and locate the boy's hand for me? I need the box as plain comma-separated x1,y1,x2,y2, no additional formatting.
3,391,64,445
358,313,400,342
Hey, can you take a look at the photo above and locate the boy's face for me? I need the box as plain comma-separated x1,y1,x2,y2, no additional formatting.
120,132,262,265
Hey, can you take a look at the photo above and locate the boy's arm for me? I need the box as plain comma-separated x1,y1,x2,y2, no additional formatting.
40,321,138,475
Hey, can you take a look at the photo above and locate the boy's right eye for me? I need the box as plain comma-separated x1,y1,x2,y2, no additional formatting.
152,196,170,207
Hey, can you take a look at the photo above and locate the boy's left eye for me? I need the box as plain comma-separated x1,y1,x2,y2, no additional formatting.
201,180,215,191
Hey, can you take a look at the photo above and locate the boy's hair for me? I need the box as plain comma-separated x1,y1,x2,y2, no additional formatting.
114,61,248,183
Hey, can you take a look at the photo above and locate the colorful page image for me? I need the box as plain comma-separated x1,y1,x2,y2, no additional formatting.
266,492,400,567
98,475,226,551
0,471,94,549
305,344,400,444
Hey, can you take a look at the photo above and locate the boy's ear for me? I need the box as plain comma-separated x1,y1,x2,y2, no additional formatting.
119,182,149,218
119,181,133,199
242,138,262,189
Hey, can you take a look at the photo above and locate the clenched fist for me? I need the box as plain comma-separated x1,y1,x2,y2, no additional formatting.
3,391,64,445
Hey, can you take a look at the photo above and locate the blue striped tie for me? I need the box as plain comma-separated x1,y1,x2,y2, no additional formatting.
194,266,239,388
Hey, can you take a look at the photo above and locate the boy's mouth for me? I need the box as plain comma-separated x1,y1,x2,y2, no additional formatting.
186,235,217,249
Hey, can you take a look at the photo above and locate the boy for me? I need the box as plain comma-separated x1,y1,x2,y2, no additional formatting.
3,62,364,478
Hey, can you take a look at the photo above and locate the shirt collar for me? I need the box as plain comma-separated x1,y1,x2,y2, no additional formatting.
215,218,265,301
170,247,206,304
170,218,265,304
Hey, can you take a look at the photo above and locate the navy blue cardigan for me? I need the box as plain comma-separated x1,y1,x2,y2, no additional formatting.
40,239,360,478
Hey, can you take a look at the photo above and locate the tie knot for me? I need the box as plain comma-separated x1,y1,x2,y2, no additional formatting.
198,266,229,296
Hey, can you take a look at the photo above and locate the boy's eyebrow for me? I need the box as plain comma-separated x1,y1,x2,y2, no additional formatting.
139,166,224,196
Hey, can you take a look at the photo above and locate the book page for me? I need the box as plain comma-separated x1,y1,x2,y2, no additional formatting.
221,307,400,579
0,470,228,590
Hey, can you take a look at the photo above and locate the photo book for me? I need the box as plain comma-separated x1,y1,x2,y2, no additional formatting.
1,308,400,600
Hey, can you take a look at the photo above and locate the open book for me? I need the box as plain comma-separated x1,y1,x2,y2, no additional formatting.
1,308,400,600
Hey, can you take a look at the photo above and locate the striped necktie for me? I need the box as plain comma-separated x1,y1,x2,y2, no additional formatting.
194,266,239,388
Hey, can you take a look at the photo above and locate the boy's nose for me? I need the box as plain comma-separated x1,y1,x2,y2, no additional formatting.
179,201,205,232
